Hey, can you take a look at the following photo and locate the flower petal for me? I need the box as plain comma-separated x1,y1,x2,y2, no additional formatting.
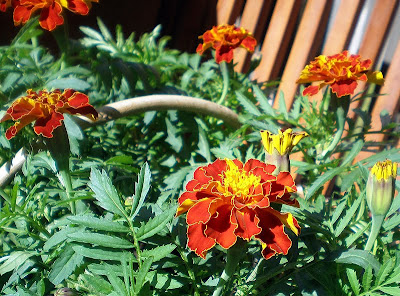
330,79,358,97
33,111,64,138
187,223,215,259
233,208,261,240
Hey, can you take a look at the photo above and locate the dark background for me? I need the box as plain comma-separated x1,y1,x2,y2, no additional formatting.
0,0,218,53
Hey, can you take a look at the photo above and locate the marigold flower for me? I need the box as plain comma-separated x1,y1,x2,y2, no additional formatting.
366,159,397,217
176,158,300,259
196,24,257,64
296,50,384,97
260,129,308,173
1,89,98,139
12,0,98,31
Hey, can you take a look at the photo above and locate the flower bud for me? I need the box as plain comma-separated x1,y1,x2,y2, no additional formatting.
54,287,77,296
260,129,308,173
366,160,397,217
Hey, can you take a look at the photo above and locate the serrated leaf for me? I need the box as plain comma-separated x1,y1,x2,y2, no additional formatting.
334,192,364,237
331,199,347,225
376,259,395,286
340,139,364,167
346,268,360,295
45,78,91,91
134,256,153,294
0,251,35,275
68,231,134,249
306,166,346,199
48,245,83,285
106,266,129,296
79,274,113,296
131,162,151,220
236,91,261,116
72,245,128,261
378,286,400,296
67,215,130,233
331,249,381,274
141,244,176,262
136,207,175,241
362,265,373,291
196,124,211,162
252,85,275,116
278,91,289,119
88,169,127,218
43,226,82,251
165,118,183,153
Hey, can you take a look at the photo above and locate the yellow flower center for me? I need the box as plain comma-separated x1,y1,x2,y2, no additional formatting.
221,159,261,201
371,160,398,181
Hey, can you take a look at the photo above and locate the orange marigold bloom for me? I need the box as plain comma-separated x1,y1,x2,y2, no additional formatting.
12,0,98,31
196,24,257,64
1,89,98,139
176,158,300,259
0,0,13,12
296,50,384,97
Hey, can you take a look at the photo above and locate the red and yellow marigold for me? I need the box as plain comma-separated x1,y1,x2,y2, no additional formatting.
176,158,300,259
196,24,257,64
296,50,384,97
1,89,98,139
2,0,98,31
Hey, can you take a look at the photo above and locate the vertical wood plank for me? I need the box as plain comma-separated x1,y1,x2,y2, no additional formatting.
234,0,273,73
252,0,302,82
353,39,400,162
217,0,245,25
273,0,332,110
347,0,398,118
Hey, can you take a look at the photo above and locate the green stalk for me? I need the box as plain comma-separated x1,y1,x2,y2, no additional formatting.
365,214,385,252
212,239,247,296
217,62,230,105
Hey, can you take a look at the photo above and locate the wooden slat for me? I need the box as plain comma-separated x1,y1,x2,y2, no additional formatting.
273,0,332,110
347,0,398,119
253,0,302,82
353,39,400,162
217,0,245,25
234,0,273,73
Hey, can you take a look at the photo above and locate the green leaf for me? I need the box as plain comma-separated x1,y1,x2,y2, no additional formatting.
334,192,364,237
0,251,35,275
141,244,176,262
385,264,400,285
236,91,261,116
375,259,395,286
331,249,381,274
106,266,129,296
278,91,289,119
48,245,83,285
79,274,113,296
378,286,400,296
134,256,153,294
131,162,151,220
43,226,80,251
306,166,346,199
197,125,211,162
88,169,127,218
330,199,347,225
346,268,360,295
72,245,128,261
165,118,183,153
252,85,275,116
340,139,364,167
362,265,373,291
68,231,134,249
67,215,130,233
136,207,175,241
45,78,91,91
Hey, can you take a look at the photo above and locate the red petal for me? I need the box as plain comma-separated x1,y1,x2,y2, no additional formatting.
215,46,234,63
241,36,257,52
302,85,321,96
255,208,293,259
205,204,237,249
38,2,64,31
65,0,89,14
233,208,261,240
13,4,34,25
186,198,214,225
33,111,64,138
187,223,215,259
330,79,358,97
204,159,228,183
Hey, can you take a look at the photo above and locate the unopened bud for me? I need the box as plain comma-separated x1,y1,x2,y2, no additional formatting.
366,160,397,217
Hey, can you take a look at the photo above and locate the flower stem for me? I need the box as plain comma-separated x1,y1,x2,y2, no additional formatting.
365,214,385,252
212,239,247,296
217,62,230,105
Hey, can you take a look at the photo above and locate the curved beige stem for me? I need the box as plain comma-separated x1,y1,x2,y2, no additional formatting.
0,95,240,187
73,95,241,129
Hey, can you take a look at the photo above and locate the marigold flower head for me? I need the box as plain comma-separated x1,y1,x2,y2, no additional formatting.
176,158,300,259
261,129,309,156
1,89,98,139
11,0,98,31
196,24,257,64
296,50,384,97
366,160,397,217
